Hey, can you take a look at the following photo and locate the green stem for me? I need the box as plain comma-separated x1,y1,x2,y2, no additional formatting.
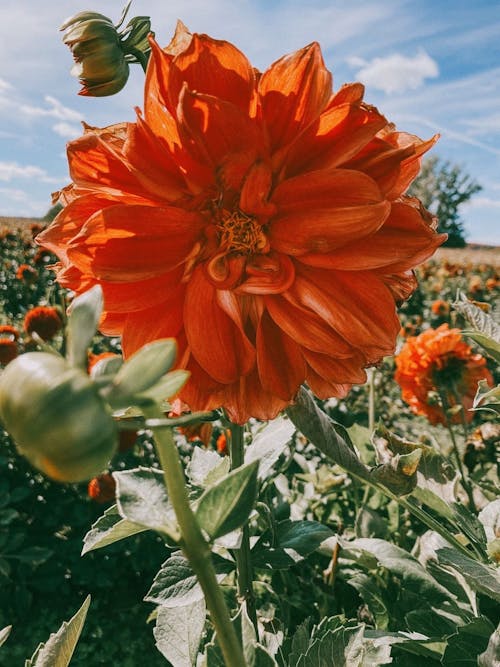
367,367,376,434
144,405,246,667
439,392,477,513
229,423,258,633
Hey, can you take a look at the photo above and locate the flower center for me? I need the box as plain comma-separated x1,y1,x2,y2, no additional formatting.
217,209,269,255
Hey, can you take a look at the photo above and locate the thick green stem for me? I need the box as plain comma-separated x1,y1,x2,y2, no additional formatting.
144,405,245,667
229,423,258,633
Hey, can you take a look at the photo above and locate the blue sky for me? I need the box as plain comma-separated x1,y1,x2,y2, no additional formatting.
1,0,499,244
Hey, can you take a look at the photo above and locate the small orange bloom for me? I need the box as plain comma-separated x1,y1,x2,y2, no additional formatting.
216,431,229,455
16,264,38,283
0,325,20,340
88,473,116,503
0,339,18,365
430,299,450,317
395,324,493,425
23,306,63,341
38,23,445,423
485,277,498,291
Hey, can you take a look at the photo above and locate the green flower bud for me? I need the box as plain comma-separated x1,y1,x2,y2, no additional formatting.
60,4,152,97
0,352,117,483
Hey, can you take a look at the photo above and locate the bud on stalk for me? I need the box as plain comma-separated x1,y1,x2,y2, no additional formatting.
0,352,117,483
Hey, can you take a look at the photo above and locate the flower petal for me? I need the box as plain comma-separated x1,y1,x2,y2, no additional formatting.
299,198,446,270
269,169,389,254
236,252,295,295
67,204,204,281
184,266,255,383
302,349,367,384
259,42,332,152
292,266,400,361
257,309,306,399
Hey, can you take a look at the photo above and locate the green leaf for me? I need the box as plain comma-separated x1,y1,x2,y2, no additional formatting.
16,546,53,566
347,572,390,629
186,447,230,488
252,520,334,570
195,461,259,540
479,499,500,562
144,551,233,607
114,467,179,540
26,595,90,667
66,286,102,368
135,369,190,404
345,538,455,603
295,624,367,667
245,417,295,481
442,616,494,666
452,502,487,550
473,379,500,414
110,339,178,401
0,625,11,648
81,504,147,555
153,598,206,667
437,547,500,602
478,622,500,667
453,291,500,362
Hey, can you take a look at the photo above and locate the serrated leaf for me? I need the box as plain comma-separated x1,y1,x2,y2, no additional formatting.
195,461,259,540
66,286,102,368
144,551,232,607
110,339,178,401
154,598,206,667
82,504,146,555
114,467,179,540
437,547,500,602
0,625,11,647
186,447,230,488
245,417,295,481
296,625,366,667
26,595,90,667
473,379,500,414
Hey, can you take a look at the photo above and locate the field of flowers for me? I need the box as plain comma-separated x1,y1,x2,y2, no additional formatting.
0,215,498,666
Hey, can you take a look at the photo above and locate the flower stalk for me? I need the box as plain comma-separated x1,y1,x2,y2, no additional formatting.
143,404,246,667
229,422,258,633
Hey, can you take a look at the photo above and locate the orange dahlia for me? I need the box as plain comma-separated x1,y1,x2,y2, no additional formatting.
23,306,63,341
395,324,493,425
0,339,18,365
38,23,445,423
88,472,116,503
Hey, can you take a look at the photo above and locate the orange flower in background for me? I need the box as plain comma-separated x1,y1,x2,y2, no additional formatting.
16,264,38,283
0,339,18,365
430,299,450,317
0,325,20,340
38,23,445,423
23,306,63,341
395,324,493,425
88,473,116,503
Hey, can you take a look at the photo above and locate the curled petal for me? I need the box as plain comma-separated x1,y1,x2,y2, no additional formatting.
236,252,295,294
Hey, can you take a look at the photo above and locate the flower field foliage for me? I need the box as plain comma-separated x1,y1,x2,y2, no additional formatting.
0,8,499,666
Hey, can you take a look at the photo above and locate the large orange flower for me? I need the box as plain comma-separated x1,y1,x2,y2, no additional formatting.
395,324,493,425
38,23,445,423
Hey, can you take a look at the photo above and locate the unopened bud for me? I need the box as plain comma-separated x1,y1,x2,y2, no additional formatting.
61,3,151,97
0,352,117,483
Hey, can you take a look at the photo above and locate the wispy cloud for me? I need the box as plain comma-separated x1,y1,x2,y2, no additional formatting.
0,161,61,184
52,121,81,139
348,50,439,94
19,95,82,122
463,196,500,210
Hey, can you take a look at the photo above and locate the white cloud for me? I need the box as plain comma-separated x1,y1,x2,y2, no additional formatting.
0,161,61,184
0,77,12,93
0,186,29,202
463,196,500,210
351,50,439,94
20,95,82,122
52,121,81,139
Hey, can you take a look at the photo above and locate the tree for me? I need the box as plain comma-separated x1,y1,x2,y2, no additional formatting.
409,156,482,247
